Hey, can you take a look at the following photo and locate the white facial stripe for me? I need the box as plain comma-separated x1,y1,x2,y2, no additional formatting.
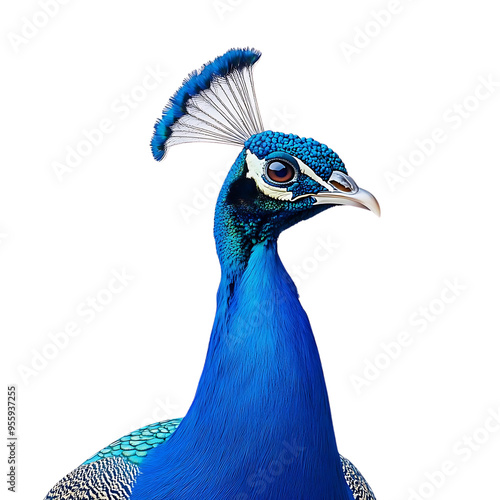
295,158,334,192
245,150,333,201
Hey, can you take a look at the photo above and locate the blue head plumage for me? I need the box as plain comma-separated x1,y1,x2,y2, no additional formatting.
210,129,379,270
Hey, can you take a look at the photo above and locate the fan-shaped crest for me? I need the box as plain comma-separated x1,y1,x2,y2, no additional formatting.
151,48,264,160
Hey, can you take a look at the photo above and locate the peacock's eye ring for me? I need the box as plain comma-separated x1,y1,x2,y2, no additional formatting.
265,160,296,184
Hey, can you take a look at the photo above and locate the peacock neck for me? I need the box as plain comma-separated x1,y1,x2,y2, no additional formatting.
178,239,351,499
195,238,336,421
136,238,352,499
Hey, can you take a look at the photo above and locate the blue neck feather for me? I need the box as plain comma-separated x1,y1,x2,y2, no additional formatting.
131,154,353,500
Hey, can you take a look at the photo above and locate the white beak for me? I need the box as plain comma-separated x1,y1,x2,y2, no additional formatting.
312,171,381,217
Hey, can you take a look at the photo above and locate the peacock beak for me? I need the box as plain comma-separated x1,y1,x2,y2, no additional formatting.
312,171,381,217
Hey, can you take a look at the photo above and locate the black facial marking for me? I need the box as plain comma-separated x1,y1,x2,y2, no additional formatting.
226,167,259,206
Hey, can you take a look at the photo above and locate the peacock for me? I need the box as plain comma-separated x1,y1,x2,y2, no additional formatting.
45,48,380,500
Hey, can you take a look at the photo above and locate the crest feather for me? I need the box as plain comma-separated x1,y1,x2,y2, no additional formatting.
151,48,264,160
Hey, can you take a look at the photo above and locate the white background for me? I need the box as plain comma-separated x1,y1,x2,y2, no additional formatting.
2,1,500,499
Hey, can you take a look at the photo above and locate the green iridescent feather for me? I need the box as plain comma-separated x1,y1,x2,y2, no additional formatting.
83,418,182,467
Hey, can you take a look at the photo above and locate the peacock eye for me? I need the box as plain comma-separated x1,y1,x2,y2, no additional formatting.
266,160,296,183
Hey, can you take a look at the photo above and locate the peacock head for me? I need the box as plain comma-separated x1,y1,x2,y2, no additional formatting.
151,48,379,262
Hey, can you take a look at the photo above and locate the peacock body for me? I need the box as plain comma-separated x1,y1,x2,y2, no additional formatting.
45,48,379,500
